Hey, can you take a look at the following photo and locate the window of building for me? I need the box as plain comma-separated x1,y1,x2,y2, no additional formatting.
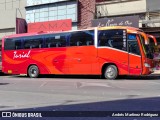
26,1,77,23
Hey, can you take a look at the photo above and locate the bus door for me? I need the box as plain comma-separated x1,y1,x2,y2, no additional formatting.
128,34,142,75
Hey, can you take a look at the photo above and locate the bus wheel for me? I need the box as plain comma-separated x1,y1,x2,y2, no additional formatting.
104,65,118,80
28,65,39,78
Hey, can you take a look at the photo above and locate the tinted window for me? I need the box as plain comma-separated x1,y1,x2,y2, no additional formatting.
45,33,67,48
139,34,153,59
15,39,22,50
98,29,127,51
4,38,15,50
70,30,94,46
128,34,140,55
4,38,22,50
148,37,155,53
24,36,43,49
149,37,155,45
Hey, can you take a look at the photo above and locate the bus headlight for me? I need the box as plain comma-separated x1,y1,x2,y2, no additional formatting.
144,63,151,67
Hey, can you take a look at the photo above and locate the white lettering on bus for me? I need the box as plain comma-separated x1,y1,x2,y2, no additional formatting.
13,51,31,59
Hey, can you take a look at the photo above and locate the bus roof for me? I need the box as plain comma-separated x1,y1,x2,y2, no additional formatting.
3,26,143,39
97,26,143,31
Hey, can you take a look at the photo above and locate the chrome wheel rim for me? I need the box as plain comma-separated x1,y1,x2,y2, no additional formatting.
106,67,115,78
30,67,37,77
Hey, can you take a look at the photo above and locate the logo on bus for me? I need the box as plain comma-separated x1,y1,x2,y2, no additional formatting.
13,51,31,59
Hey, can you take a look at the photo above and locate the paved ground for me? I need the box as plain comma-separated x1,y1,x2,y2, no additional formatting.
0,74,160,120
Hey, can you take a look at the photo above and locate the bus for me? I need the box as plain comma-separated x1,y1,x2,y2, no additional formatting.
0,51,1,71
2,26,153,79
0,41,1,71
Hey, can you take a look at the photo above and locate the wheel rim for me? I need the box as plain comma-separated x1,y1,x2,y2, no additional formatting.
106,67,115,78
29,67,38,77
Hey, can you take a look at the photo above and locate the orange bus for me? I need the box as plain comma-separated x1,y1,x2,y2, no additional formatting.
0,51,1,71
2,26,153,79
0,42,1,71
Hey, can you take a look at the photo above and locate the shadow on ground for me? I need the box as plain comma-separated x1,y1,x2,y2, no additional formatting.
10,74,160,80
2,97,160,120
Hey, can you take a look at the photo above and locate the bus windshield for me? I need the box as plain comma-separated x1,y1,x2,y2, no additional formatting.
148,36,159,53
139,34,153,59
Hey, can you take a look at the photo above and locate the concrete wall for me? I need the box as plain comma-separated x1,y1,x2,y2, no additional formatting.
0,0,26,39
27,0,70,6
146,0,160,12
0,28,15,38
0,10,16,29
97,0,147,17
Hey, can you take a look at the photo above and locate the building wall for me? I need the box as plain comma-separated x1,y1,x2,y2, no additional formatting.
96,0,160,28
0,10,16,29
0,0,26,39
78,0,96,29
144,0,160,27
94,0,160,39
26,0,78,30
26,0,97,30
96,0,146,17
146,0,160,12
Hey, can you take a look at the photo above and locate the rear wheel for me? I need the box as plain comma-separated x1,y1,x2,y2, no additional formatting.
28,65,39,78
104,65,118,80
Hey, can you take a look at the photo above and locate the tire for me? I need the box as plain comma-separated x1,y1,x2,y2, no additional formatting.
28,65,39,78
104,65,118,80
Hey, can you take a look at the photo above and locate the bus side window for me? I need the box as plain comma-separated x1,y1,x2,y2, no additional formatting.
45,34,67,48
128,41,140,55
70,30,94,46
98,30,126,51
99,34,113,47
15,39,22,50
56,36,67,47
46,36,55,48
4,38,15,50
24,40,32,49
128,34,140,55
24,37,43,49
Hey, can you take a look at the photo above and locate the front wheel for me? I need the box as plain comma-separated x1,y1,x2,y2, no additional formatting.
28,65,39,78
104,65,118,80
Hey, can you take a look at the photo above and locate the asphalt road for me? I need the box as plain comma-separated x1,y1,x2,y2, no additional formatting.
0,74,160,120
